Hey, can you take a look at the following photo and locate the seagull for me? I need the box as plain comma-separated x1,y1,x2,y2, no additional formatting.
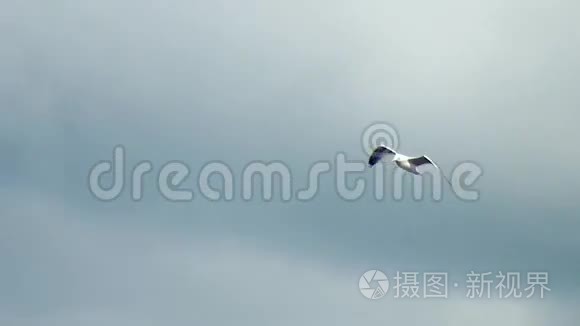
368,145,451,185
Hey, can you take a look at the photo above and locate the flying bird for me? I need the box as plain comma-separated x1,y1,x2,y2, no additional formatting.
368,145,451,185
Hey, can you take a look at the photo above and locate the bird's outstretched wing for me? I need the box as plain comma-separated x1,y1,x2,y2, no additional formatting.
408,155,437,168
368,145,396,167
408,155,452,186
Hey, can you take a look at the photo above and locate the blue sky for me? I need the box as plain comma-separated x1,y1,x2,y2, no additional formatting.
1,0,579,325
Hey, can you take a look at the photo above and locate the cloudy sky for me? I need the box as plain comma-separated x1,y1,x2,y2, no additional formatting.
1,0,579,325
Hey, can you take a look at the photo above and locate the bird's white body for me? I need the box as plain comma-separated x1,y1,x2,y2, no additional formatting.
392,154,419,174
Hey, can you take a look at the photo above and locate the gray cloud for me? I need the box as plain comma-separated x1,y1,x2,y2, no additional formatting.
1,193,578,325
1,0,579,324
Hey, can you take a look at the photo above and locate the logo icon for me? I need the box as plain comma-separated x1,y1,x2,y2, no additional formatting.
361,122,400,155
359,270,389,300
